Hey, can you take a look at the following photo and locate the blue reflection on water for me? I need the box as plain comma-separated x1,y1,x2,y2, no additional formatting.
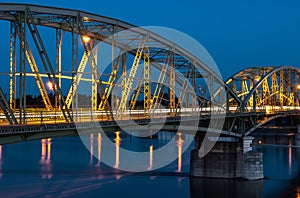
0,131,299,197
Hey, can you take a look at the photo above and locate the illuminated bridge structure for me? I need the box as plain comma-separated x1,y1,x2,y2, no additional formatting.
0,3,298,142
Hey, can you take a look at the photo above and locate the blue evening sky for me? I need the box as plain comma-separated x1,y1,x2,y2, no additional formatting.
1,0,300,80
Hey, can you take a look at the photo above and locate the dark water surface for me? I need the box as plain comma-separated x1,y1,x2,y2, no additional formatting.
0,131,299,198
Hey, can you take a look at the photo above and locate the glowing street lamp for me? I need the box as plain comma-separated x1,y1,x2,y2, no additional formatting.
47,81,54,91
82,35,91,43
297,84,300,90
83,17,89,22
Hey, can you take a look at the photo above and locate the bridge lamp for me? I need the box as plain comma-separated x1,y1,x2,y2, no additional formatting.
82,35,91,43
258,140,262,144
47,81,54,91
296,84,300,90
254,76,260,82
83,17,90,22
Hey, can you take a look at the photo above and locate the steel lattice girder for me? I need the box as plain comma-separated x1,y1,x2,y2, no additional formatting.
0,3,241,111
226,66,300,109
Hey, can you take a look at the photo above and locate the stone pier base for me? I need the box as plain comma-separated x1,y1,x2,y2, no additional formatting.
190,140,263,180
295,132,300,146
190,177,263,198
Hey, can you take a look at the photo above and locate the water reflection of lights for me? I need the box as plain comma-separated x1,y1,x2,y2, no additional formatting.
47,139,51,163
177,177,184,188
114,131,121,169
177,132,184,172
148,145,153,170
96,133,102,167
289,139,292,175
115,174,122,180
40,138,52,179
41,139,46,162
90,132,102,167
90,133,94,165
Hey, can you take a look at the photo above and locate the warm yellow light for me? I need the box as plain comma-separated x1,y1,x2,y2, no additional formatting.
83,17,89,22
47,81,54,91
177,132,184,172
297,84,300,90
297,186,300,198
97,133,102,167
258,140,262,144
114,131,121,169
47,138,51,162
82,35,91,43
40,139,47,163
254,76,260,82
266,105,272,114
148,145,153,170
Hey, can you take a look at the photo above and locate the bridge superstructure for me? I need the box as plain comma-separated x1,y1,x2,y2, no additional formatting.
226,66,299,111
222,66,300,135
0,3,298,141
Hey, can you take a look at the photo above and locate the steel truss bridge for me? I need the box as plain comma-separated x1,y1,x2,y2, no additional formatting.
0,3,299,141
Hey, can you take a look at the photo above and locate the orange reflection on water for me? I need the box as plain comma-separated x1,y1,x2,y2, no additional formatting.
40,138,52,179
177,132,184,172
97,133,102,167
0,145,2,161
297,186,300,198
148,145,153,170
114,131,121,169
41,139,47,162
47,138,51,163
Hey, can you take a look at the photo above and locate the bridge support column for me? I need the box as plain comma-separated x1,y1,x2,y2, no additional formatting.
295,125,300,146
190,136,263,180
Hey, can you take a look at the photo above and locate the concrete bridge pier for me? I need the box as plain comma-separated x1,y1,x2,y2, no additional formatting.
295,125,300,146
190,136,263,180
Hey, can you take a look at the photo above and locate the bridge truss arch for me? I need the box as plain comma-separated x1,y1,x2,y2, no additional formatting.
0,3,241,124
226,66,300,113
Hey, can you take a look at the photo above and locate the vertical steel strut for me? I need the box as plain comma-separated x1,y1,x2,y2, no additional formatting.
25,7,73,122
117,40,145,117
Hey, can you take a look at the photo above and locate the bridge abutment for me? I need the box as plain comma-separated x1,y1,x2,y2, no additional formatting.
190,136,263,180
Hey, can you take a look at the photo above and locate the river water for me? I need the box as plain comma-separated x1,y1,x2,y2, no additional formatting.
0,130,299,198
